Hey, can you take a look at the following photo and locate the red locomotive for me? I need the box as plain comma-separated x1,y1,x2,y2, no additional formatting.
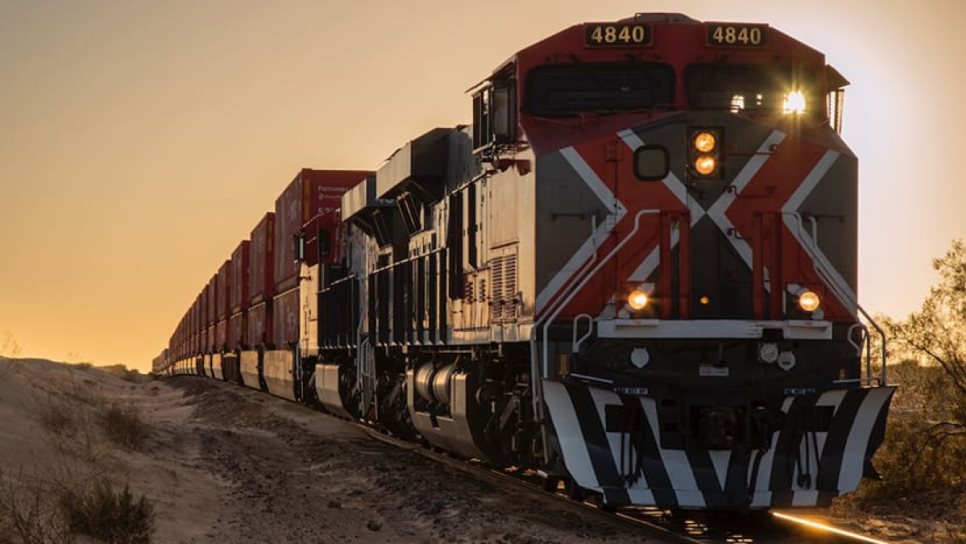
157,13,894,511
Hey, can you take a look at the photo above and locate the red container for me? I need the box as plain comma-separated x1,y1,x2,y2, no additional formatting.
217,261,231,321
207,275,218,327
207,275,218,352
250,213,275,305
216,260,230,350
230,312,247,350
248,301,272,346
274,169,370,293
272,288,300,346
216,320,228,352
230,241,250,314
191,295,200,356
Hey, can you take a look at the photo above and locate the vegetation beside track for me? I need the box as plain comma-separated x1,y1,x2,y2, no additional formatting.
833,239,966,543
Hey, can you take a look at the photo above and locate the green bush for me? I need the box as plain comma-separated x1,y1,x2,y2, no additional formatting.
62,479,154,544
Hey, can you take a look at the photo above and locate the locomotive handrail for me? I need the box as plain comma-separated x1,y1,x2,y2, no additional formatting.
857,304,888,386
572,313,594,354
529,213,607,423
845,323,877,386
783,211,888,386
540,209,662,383
782,212,858,312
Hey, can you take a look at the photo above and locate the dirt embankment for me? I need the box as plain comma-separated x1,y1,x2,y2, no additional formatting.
0,359,661,543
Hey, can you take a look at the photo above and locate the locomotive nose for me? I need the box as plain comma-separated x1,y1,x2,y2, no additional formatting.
608,113,856,322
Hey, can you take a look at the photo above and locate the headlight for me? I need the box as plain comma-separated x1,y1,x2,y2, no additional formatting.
783,90,806,115
798,290,821,312
627,289,649,311
694,155,717,176
693,131,717,153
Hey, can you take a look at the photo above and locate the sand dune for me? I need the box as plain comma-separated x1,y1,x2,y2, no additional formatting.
0,358,660,543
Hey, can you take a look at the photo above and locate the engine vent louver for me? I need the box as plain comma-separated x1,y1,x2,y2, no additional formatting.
489,252,518,323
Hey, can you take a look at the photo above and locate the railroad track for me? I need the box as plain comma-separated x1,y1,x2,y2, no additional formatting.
353,421,888,543
189,377,890,543
355,423,703,543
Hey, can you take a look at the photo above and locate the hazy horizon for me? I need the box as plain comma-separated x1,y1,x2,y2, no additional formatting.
2,1,964,371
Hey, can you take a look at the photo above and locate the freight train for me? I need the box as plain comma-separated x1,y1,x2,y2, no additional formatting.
156,13,895,511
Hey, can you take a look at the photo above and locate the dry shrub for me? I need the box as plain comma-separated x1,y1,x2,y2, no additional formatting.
34,381,106,463
0,468,75,544
0,467,155,544
37,397,74,437
74,362,92,371
0,331,23,358
845,362,966,518
99,404,149,451
61,479,154,544
121,370,143,384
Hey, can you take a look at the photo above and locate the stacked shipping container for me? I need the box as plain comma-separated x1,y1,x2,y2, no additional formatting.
229,241,250,350
163,169,369,377
273,169,369,346
216,261,230,351
248,213,275,347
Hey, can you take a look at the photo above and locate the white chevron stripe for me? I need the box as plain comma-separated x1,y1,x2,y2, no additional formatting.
709,450,732,491
706,130,787,219
790,390,848,506
706,130,786,274
542,380,601,490
619,129,784,286
618,129,706,223
588,387,642,488
641,397,706,507
750,396,795,507
838,388,891,493
536,147,626,312
618,130,702,283
781,150,857,315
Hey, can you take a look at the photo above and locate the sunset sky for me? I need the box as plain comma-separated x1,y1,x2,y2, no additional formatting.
1,1,964,371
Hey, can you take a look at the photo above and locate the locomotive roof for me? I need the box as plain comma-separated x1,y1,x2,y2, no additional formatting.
482,13,827,83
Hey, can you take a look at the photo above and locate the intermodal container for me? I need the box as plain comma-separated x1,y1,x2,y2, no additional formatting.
230,241,250,349
250,213,275,306
217,260,231,321
272,288,299,346
191,295,200,356
207,274,218,352
230,241,250,314
217,260,230,350
247,300,272,347
273,169,370,293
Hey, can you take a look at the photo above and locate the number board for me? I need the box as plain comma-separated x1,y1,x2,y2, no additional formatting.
707,24,767,47
584,23,651,47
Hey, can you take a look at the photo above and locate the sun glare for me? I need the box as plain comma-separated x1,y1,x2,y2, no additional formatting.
771,512,888,544
783,90,806,114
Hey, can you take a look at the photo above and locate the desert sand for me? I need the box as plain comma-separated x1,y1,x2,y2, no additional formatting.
0,358,664,543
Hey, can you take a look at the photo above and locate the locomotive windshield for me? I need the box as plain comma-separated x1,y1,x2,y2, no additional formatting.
686,63,818,115
525,63,674,117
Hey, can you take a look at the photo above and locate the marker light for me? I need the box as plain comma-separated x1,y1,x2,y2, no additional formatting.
627,289,649,311
693,131,717,153
783,90,806,115
798,290,821,312
694,155,717,176
759,343,779,364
